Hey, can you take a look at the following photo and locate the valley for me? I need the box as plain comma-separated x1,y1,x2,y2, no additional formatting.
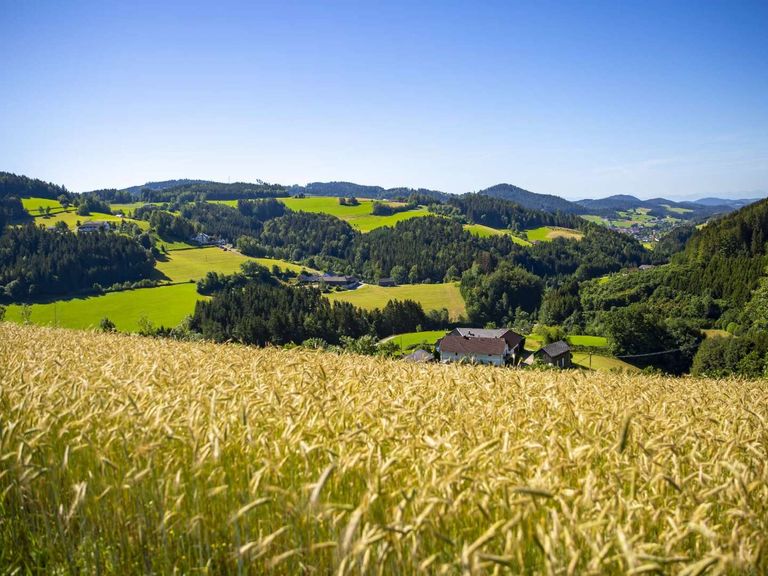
1,172,767,378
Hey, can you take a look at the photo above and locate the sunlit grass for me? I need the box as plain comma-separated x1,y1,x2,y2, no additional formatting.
327,282,466,320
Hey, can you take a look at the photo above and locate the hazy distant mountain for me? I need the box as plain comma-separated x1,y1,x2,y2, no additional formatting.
692,197,762,208
574,194,748,221
478,183,586,214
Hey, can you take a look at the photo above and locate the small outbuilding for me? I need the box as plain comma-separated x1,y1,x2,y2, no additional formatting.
536,340,572,368
378,278,397,287
403,349,434,363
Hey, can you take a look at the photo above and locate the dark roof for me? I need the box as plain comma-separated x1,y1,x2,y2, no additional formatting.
403,349,433,362
438,334,506,356
450,328,524,349
538,340,571,358
298,274,358,284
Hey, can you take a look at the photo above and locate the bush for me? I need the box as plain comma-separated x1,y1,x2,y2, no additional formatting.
99,317,116,332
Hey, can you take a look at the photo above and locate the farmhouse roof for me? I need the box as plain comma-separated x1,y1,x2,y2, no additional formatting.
451,328,524,349
539,340,571,358
439,334,506,356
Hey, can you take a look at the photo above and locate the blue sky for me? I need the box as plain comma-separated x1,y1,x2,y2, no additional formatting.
1,0,766,199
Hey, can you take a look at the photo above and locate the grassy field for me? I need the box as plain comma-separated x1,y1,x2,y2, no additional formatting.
155,237,199,251
21,197,69,214
28,210,150,230
152,247,311,281
19,197,150,229
463,223,533,246
327,282,466,320
252,257,315,274
1,323,766,574
109,201,147,215
384,330,448,350
154,247,253,282
662,204,693,215
277,196,432,232
567,334,608,347
571,351,640,372
3,283,203,332
525,226,583,242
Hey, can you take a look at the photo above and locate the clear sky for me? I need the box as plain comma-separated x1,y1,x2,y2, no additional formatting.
1,0,766,199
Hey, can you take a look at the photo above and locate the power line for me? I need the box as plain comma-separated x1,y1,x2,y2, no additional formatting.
614,342,701,359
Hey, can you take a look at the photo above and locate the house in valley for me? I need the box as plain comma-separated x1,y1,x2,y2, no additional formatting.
378,277,397,287
436,328,525,366
77,221,111,233
297,273,361,290
191,232,212,245
535,340,572,368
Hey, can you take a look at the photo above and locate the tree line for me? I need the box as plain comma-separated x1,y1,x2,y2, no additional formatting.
0,225,155,301
191,270,436,346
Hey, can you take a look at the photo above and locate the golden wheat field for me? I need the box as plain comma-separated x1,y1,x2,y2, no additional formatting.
1,323,766,575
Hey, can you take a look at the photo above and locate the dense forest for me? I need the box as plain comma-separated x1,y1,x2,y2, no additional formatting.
449,193,579,230
0,225,154,300
191,272,432,346
0,172,71,201
138,181,288,203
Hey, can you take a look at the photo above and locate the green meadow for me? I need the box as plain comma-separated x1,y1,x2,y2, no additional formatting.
327,282,466,320
278,196,432,232
567,334,608,347
154,247,253,282
571,351,639,372
153,247,311,282
4,283,204,332
384,330,448,351
463,223,532,246
525,226,583,241
661,204,693,215
252,257,316,274
30,210,149,230
21,197,69,214
109,202,148,216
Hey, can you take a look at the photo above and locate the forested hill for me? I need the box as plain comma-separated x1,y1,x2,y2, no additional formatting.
668,199,768,306
479,183,586,214
118,179,213,195
449,193,580,230
290,181,449,202
684,197,768,260
0,172,74,228
1,172,71,200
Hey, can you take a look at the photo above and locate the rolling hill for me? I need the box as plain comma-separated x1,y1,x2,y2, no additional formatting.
576,194,737,220
478,183,585,214
289,181,449,202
